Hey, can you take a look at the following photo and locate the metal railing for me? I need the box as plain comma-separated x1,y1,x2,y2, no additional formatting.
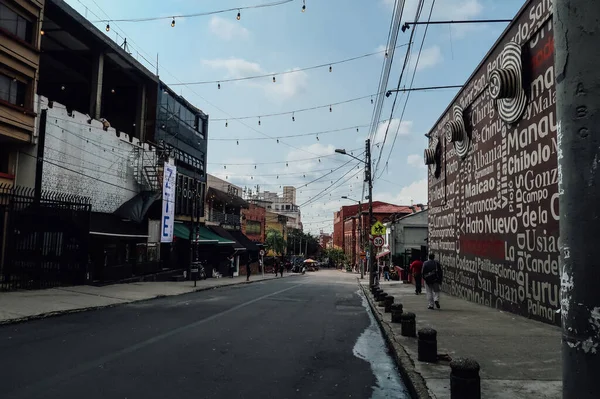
208,210,241,226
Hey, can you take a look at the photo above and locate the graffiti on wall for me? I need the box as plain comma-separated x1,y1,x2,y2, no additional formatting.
427,0,559,325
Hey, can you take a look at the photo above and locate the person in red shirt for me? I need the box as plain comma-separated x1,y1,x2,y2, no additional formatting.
410,257,424,295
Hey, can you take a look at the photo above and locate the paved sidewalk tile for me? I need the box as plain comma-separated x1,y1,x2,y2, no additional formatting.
0,273,296,325
361,280,562,399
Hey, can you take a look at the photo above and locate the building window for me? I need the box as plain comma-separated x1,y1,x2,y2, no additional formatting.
0,73,26,107
0,4,33,43
246,220,261,235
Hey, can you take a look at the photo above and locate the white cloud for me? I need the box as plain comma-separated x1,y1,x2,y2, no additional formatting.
407,154,426,169
409,45,443,72
202,59,308,100
373,119,413,144
209,16,249,41
379,178,428,205
264,68,308,99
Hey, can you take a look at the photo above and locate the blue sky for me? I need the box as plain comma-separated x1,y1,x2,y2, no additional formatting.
65,0,525,235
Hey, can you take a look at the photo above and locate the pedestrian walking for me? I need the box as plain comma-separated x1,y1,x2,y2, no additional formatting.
410,257,424,295
383,264,390,281
279,262,284,277
228,255,235,278
246,257,252,282
422,254,443,309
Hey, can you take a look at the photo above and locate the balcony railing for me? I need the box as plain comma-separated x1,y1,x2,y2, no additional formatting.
208,210,241,226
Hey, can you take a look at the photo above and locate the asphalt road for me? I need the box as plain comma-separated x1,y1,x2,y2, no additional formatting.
0,270,408,399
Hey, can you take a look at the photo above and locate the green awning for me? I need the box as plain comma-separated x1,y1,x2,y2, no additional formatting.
199,225,234,245
173,223,234,245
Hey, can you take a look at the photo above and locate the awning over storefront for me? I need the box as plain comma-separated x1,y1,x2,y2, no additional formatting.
173,223,235,245
227,230,260,252
376,250,391,259
208,226,246,251
89,212,148,238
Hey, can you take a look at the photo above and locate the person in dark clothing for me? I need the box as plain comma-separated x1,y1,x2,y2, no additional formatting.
383,264,390,281
279,262,284,277
410,257,424,295
228,255,235,278
246,257,252,282
422,253,443,309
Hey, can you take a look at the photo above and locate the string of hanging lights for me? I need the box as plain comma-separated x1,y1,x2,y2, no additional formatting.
100,0,295,32
170,42,410,87
213,92,382,123
210,123,372,142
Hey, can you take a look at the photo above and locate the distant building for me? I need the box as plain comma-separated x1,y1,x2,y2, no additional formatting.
246,186,302,230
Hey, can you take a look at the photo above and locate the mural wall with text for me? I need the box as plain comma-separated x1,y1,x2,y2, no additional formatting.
427,0,559,325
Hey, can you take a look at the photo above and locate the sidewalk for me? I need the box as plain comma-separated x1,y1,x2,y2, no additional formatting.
0,272,296,325
359,279,561,399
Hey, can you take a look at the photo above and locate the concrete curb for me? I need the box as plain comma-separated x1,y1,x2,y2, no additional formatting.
358,280,432,399
0,275,298,327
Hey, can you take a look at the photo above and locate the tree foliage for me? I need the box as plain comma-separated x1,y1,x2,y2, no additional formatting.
286,229,319,257
323,247,347,266
266,228,286,255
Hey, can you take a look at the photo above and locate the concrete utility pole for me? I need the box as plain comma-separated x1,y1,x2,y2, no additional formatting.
554,2,600,398
358,201,364,279
366,139,375,286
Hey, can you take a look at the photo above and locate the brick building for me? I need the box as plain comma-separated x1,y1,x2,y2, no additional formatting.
341,203,418,267
242,204,266,244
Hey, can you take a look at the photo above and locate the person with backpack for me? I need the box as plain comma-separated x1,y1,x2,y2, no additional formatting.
422,253,443,309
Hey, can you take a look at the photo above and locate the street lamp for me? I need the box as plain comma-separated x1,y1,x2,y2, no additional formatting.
341,196,365,279
335,139,375,286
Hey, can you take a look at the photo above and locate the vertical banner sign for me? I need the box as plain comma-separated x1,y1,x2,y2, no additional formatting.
161,162,177,243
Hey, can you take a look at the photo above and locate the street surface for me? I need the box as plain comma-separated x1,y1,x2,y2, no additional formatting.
0,270,408,399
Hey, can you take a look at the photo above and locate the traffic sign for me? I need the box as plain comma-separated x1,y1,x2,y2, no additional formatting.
259,249,265,256
373,235,384,247
371,221,386,236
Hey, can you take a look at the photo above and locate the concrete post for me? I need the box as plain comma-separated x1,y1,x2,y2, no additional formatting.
554,2,600,397
400,312,416,337
450,358,480,399
89,52,104,119
384,295,394,312
391,304,403,323
418,328,438,363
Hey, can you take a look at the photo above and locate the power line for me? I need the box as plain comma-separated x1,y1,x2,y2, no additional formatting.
171,43,411,86
377,0,437,180
210,123,370,141
374,0,425,174
92,0,294,23
299,164,363,208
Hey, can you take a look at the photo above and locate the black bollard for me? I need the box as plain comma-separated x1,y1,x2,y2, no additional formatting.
384,296,395,312
377,293,388,307
375,291,387,301
418,328,438,363
450,358,481,399
391,304,403,322
400,312,416,337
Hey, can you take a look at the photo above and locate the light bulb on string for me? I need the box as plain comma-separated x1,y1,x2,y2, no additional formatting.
371,97,374,104
356,128,359,132
258,117,261,126
224,165,227,169
171,18,175,27
236,140,239,145
286,162,289,167
318,158,321,162
105,23,110,32
225,120,228,127
40,29,45,35
218,82,221,89
329,65,332,72
272,76,276,83
292,113,295,122
302,0,306,12
316,134,319,141
329,105,332,112
277,175,279,179
237,10,241,20
254,165,257,169
276,138,279,143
